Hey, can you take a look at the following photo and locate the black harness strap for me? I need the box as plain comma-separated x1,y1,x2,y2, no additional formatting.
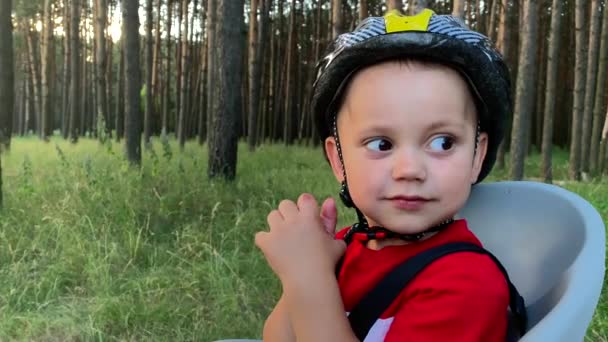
346,242,527,341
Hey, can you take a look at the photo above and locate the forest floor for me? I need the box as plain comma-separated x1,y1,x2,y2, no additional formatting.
0,136,606,341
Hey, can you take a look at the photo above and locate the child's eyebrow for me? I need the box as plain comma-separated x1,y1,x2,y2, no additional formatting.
357,121,469,137
358,125,395,137
425,121,468,132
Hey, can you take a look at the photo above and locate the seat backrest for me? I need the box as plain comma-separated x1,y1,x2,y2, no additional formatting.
459,181,605,341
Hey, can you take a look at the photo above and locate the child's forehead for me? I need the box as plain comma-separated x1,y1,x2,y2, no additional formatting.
337,60,477,126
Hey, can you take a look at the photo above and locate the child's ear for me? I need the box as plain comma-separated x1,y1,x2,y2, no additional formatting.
471,132,489,183
325,136,345,182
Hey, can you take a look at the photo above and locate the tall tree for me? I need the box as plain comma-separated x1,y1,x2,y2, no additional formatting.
509,0,538,180
541,0,563,183
68,0,81,142
359,0,368,22
25,25,41,136
332,0,343,39
590,1,608,173
122,0,142,164
41,0,55,140
581,0,602,175
198,0,209,145
206,0,217,142
177,0,189,149
248,0,269,150
284,0,298,144
162,0,173,137
495,0,513,169
408,0,427,15
601,109,608,172
116,39,125,141
144,0,153,146
61,0,71,138
0,0,14,150
569,0,588,180
208,0,245,179
452,0,465,19
387,0,402,12
95,0,109,140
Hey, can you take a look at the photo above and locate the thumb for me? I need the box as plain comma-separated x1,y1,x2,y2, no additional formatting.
320,197,338,235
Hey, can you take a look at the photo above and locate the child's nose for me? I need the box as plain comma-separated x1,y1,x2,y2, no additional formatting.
391,149,427,181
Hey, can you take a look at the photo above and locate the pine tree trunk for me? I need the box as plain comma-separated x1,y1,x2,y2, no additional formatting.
41,0,55,140
581,0,602,175
95,0,109,140
106,37,113,137
409,0,427,15
569,0,588,180
541,0,563,183
495,0,512,169
206,0,217,143
273,0,286,142
387,0,402,12
509,0,538,180
332,0,343,39
152,0,162,100
248,0,269,150
284,0,298,144
0,0,14,148
177,0,189,149
198,0,209,145
601,108,608,172
162,0,173,137
452,0,465,19
26,29,42,136
69,0,81,142
116,40,125,142
144,0,153,146
487,0,498,40
62,0,71,139
208,0,245,179
359,0,368,21
123,0,142,164
590,2,608,173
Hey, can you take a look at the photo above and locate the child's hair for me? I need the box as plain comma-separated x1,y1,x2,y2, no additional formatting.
311,9,510,183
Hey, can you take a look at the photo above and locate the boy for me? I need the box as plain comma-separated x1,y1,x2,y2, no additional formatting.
255,9,519,341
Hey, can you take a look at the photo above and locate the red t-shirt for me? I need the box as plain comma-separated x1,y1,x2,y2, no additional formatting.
336,219,509,341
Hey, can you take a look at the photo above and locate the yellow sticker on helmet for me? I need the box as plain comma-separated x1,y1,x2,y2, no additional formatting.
384,9,434,33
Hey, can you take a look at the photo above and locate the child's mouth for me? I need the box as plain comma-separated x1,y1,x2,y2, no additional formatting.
387,195,431,210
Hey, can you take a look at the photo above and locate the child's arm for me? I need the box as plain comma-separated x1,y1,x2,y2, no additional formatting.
256,194,357,342
262,294,295,342
282,270,358,342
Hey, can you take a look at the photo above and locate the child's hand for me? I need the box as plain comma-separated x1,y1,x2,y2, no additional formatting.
255,194,346,285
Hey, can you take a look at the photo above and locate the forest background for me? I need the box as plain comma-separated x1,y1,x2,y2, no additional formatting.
0,0,607,340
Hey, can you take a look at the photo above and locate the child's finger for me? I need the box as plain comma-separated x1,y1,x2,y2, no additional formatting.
254,231,268,249
278,199,299,218
296,193,320,217
320,197,337,235
267,209,284,226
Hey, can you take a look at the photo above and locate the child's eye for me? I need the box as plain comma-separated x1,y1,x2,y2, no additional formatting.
366,138,393,151
429,136,454,151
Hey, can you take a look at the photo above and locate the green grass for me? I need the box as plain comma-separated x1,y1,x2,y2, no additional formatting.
0,137,606,341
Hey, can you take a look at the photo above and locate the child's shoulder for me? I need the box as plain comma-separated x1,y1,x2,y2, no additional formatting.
416,248,509,292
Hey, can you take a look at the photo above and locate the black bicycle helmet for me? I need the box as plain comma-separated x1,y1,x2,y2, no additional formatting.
311,9,511,243
312,9,510,184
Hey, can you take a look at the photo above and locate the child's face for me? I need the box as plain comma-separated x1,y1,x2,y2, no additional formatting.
325,60,488,235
